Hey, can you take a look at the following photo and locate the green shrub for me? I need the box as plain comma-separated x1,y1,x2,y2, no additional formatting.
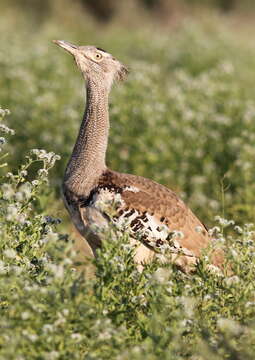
0,107,255,359
1,17,255,224
1,8,255,359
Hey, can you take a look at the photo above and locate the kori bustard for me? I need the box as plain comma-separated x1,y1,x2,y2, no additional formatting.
53,40,222,272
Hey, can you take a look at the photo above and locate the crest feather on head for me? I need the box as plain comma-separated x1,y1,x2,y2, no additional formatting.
115,64,129,82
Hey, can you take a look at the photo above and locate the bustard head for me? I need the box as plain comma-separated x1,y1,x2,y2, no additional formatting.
53,40,128,88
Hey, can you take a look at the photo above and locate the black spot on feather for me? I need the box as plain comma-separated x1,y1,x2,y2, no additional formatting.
156,239,163,247
166,232,174,241
131,218,140,228
124,209,135,218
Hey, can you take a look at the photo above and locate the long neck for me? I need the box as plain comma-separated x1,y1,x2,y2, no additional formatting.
64,78,110,196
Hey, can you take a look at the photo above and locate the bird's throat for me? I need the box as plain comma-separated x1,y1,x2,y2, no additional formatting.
63,78,110,196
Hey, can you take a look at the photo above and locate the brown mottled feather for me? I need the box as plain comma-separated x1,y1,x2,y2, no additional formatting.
98,169,210,257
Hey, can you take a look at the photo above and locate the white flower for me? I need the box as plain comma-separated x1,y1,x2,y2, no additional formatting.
4,248,16,259
1,183,15,200
22,330,38,342
214,216,235,227
217,318,243,335
54,316,66,327
178,296,196,317
47,263,64,279
45,351,60,360
245,301,255,308
44,232,58,243
31,149,60,166
98,330,112,341
19,170,27,177
21,182,32,198
0,261,6,274
6,172,15,180
224,275,240,286
0,137,6,145
117,263,125,272
70,333,82,341
152,267,171,283
0,123,14,135
131,295,147,306
15,192,24,202
208,226,221,236
63,258,73,265
62,309,69,316
12,265,23,275
38,168,48,177
0,108,10,117
180,319,193,327
42,324,54,333
21,311,30,320
28,334,38,342
6,204,19,221
230,249,238,258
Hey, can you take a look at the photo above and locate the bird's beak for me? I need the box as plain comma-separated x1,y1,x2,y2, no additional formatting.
53,40,78,55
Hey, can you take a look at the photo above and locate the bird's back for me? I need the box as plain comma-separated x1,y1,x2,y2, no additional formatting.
63,169,222,272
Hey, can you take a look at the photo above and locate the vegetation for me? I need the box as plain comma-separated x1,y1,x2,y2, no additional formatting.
1,2,255,359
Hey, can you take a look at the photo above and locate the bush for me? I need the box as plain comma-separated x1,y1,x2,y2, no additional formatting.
1,107,255,359
1,8,255,359
1,18,255,225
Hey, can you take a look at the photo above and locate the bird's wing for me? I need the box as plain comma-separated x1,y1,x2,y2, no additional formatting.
91,169,212,259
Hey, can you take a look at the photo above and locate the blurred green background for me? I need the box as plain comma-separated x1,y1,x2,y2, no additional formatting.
1,0,255,231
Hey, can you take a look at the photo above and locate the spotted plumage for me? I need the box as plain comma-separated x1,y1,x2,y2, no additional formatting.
63,169,222,272
54,40,224,273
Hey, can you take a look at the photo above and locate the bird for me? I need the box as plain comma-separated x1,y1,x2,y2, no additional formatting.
53,40,223,272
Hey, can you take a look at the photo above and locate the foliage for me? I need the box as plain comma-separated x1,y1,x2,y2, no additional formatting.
0,106,255,359
1,6,255,359
1,14,255,224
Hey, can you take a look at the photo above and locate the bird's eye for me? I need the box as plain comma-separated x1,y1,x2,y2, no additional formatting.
94,53,103,61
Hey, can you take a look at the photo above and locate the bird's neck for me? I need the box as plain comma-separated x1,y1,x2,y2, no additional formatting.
63,78,110,196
